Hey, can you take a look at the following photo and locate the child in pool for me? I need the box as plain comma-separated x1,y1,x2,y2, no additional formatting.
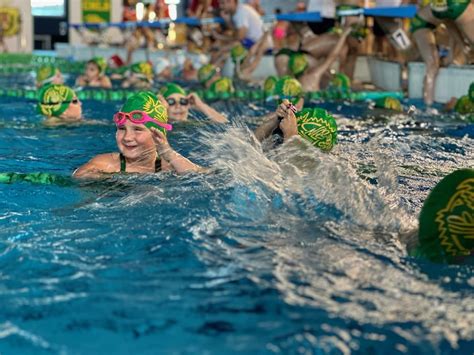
36,65,64,88
37,84,83,127
121,62,154,89
73,91,203,178
159,83,227,123
75,57,112,88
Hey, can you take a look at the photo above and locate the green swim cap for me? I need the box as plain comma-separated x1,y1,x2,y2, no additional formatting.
415,168,474,263
329,73,351,91
160,83,187,98
296,108,338,152
454,95,474,115
37,84,75,117
121,91,168,134
263,76,278,97
469,82,474,103
131,62,154,81
89,56,107,75
209,77,234,95
375,96,403,112
231,43,248,64
274,76,303,103
198,64,217,84
36,64,58,86
288,52,308,77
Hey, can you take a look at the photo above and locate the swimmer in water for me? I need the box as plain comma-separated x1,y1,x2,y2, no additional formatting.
197,64,234,96
36,65,64,88
121,62,154,89
75,57,112,89
158,83,228,123
255,76,338,152
37,84,83,127
73,91,203,178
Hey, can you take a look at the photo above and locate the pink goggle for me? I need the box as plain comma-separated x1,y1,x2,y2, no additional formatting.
113,110,173,131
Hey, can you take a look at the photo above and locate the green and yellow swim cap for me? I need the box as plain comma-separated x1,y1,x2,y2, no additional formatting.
288,52,308,77
89,56,107,76
198,64,217,84
231,43,248,64
329,72,351,91
160,83,187,98
37,84,75,117
375,96,403,112
131,61,154,81
296,108,338,152
209,77,234,97
415,168,474,264
121,91,168,134
274,76,303,104
36,64,59,86
263,76,278,97
454,95,474,115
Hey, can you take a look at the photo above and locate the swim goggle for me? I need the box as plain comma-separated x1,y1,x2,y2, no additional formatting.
166,97,189,106
113,110,173,131
41,98,80,106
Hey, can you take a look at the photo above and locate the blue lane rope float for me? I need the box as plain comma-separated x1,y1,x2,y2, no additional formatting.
337,5,417,18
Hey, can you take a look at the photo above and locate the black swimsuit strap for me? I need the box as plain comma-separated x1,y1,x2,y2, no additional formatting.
119,153,161,173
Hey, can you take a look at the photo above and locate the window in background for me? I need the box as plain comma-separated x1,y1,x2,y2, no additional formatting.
31,0,65,17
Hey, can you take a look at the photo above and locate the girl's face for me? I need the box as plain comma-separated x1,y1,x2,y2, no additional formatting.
116,121,156,161
166,93,190,122
86,63,100,80
60,97,82,121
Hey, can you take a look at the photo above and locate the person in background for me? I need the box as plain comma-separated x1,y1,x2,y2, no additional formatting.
75,57,112,88
35,65,64,88
159,83,228,123
211,0,266,67
121,62,154,89
272,8,288,50
37,84,83,127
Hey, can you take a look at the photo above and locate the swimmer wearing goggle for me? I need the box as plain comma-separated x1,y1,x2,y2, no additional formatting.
159,83,228,123
73,91,203,178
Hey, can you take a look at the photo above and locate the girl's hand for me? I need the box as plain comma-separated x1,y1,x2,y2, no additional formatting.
187,92,205,109
279,109,298,140
150,127,171,153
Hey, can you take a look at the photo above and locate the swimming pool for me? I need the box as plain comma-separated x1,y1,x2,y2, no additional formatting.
0,76,473,354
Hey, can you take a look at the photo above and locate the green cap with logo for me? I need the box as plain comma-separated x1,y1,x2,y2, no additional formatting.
288,52,308,77
36,64,59,86
37,84,75,117
263,76,278,97
131,61,154,81
274,76,303,104
121,91,169,134
198,63,217,84
209,77,234,95
231,43,248,64
413,169,474,264
296,108,338,152
375,96,402,112
329,72,351,91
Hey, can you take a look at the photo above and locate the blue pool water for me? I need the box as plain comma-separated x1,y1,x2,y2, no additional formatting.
0,76,473,354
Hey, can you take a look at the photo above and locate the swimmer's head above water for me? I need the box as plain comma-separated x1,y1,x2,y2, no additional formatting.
159,83,190,122
36,65,63,88
37,84,82,122
272,76,304,105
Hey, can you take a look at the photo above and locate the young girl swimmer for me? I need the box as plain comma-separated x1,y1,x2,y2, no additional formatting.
73,91,203,179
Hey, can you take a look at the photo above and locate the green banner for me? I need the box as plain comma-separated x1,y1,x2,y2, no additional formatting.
82,0,110,23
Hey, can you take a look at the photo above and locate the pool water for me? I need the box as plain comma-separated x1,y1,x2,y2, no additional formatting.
0,78,473,354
